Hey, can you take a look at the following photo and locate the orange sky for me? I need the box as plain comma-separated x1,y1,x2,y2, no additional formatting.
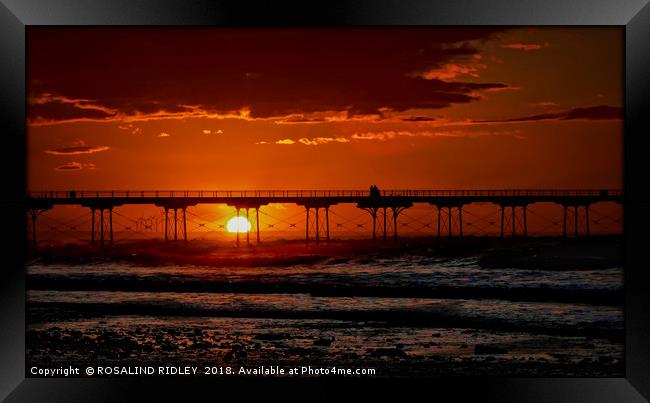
27,27,623,191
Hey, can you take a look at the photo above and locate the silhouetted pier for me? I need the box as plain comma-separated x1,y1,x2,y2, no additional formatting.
26,189,623,247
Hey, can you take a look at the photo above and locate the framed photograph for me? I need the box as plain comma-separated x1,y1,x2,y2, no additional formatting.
2,0,649,401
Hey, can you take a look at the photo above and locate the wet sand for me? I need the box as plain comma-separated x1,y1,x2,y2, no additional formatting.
27,316,623,377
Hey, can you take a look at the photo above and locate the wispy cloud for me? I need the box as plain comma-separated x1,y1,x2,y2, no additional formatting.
118,123,143,135
45,145,110,156
262,137,352,146
475,105,622,123
158,132,171,137
529,101,560,108
351,129,523,141
501,42,549,51
55,161,96,171
266,129,523,145
298,137,350,146
417,59,486,81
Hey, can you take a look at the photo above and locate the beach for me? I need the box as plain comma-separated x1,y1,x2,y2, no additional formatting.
26,236,624,377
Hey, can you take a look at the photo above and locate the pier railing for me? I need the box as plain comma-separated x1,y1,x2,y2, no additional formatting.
27,189,624,199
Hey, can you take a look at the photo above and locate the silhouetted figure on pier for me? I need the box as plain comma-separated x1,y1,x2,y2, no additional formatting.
369,185,381,199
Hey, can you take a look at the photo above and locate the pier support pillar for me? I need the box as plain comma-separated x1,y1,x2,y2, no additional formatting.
574,206,578,237
305,207,310,243
256,207,261,244
156,203,194,246
174,208,178,243
563,205,567,238
246,208,251,246
358,206,379,241
498,204,528,238
91,208,96,244
28,208,49,249
109,207,113,247
393,209,398,240
183,207,187,245
325,207,330,243
458,206,463,238
384,207,387,242
360,207,378,241
302,204,334,244
100,209,105,246
372,209,377,241
164,208,169,242
500,205,505,238
315,208,320,243
523,206,528,237
585,205,590,237
236,207,241,247
389,206,411,240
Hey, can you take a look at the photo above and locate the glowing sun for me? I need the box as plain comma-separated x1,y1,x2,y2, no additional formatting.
226,216,252,233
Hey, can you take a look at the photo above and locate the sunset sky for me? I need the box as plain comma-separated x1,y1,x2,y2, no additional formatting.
27,27,623,191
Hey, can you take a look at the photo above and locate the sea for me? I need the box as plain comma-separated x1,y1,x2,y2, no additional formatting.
26,239,624,377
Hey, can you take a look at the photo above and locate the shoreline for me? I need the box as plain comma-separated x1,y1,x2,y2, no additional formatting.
28,235,623,270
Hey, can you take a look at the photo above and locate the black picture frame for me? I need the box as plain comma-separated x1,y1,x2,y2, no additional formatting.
1,1,649,401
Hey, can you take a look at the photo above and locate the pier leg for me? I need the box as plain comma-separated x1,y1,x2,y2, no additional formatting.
256,207,260,244
31,212,37,249
100,209,105,247
174,208,178,243
585,205,590,237
500,205,504,238
325,207,330,243
164,208,169,242
315,208,320,243
563,206,567,238
236,207,240,247
305,207,310,243
28,208,49,249
109,207,113,247
29,210,39,249
183,207,187,245
384,207,386,241
246,208,250,246
574,206,578,237
91,208,95,244
511,206,516,238
393,208,398,241
523,206,527,237
437,206,441,238
448,206,452,238
372,209,377,241
458,206,463,238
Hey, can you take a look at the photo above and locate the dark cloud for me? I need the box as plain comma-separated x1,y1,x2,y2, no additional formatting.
45,145,110,155
562,105,622,120
476,105,622,123
29,100,116,123
27,27,508,124
277,117,328,123
401,116,437,122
